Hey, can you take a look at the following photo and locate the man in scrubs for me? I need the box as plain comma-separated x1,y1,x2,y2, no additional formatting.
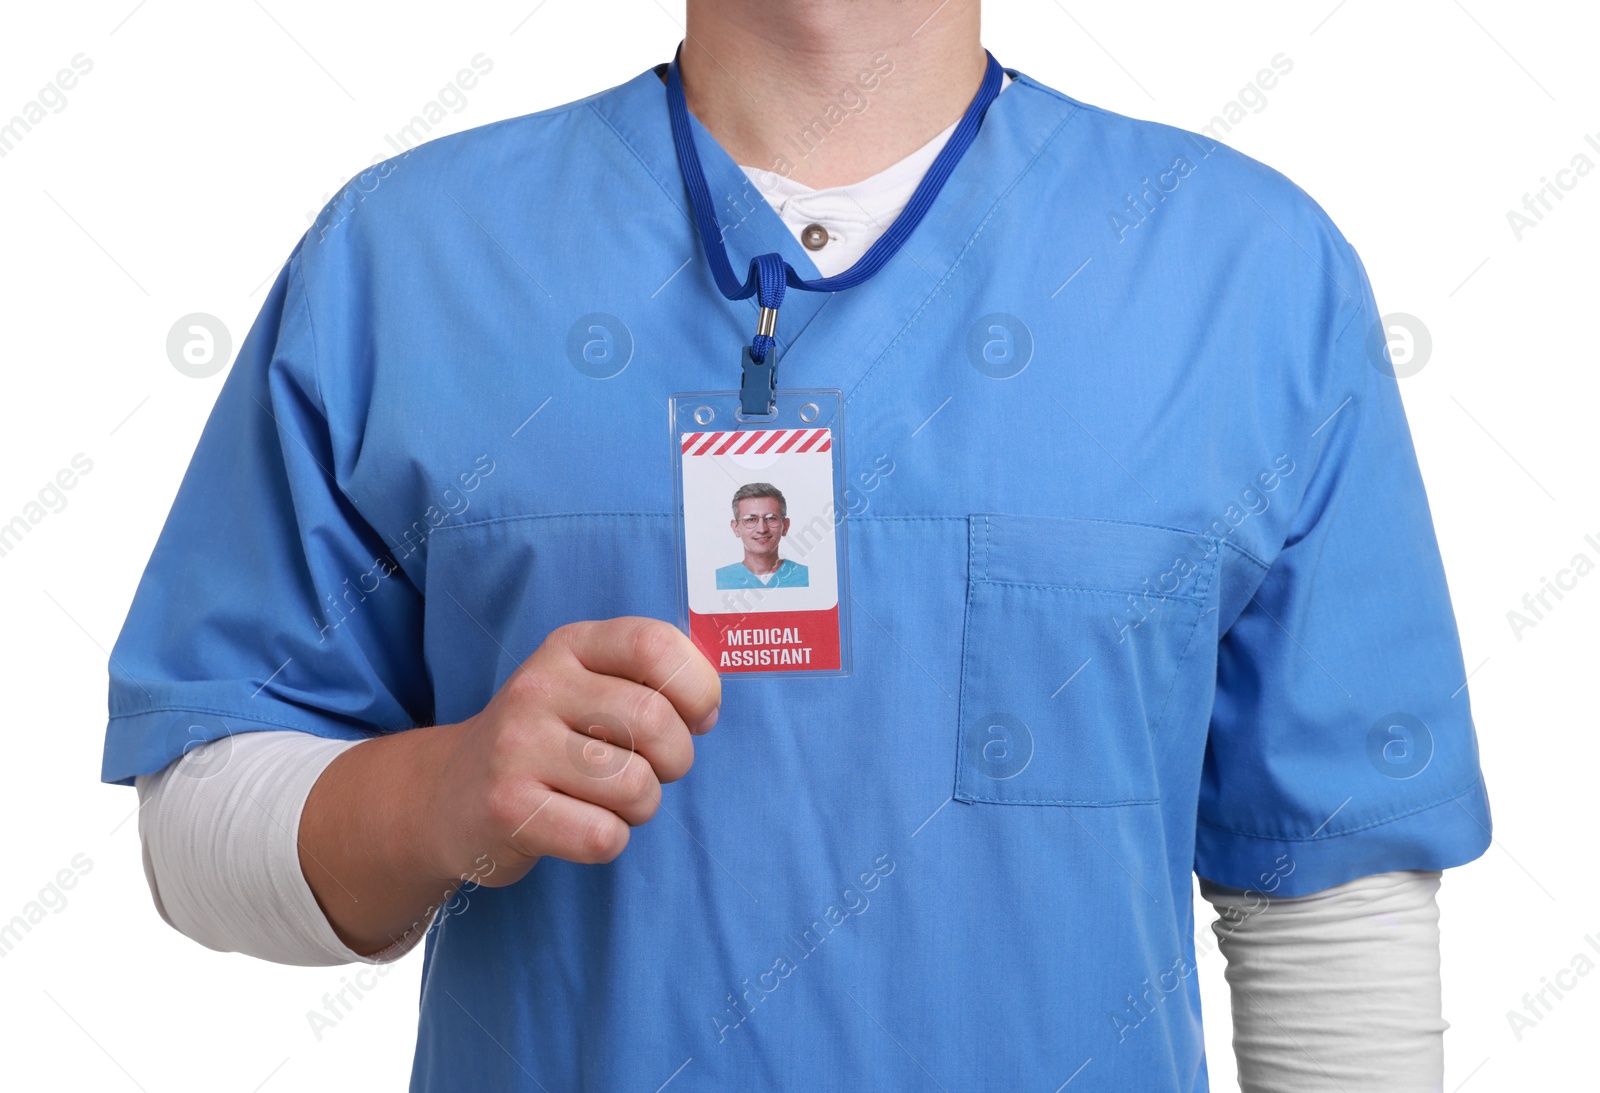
716,483,810,589
108,1,1492,1090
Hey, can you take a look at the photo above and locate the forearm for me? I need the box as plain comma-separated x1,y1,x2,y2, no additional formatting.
298,722,468,955
1201,869,1446,1093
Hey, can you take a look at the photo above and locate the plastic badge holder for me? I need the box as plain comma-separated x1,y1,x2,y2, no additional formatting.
670,389,852,678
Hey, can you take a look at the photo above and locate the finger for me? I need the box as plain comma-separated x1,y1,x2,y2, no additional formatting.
561,618,721,733
538,727,662,826
554,675,696,784
496,782,633,867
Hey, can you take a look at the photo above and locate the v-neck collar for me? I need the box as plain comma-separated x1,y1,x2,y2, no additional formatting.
588,63,1082,406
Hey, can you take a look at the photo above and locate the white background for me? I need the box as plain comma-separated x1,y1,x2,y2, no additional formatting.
0,2,1594,1090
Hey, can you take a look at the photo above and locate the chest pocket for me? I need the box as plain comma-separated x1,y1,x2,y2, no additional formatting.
954,515,1217,807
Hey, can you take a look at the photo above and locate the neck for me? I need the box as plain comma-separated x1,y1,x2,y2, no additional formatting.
679,1,985,188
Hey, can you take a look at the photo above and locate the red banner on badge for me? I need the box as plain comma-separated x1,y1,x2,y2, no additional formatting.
689,607,842,672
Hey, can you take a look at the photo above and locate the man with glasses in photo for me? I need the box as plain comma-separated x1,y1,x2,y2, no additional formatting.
716,482,811,589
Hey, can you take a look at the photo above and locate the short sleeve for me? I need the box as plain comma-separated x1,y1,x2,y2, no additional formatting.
1195,239,1492,897
102,240,431,786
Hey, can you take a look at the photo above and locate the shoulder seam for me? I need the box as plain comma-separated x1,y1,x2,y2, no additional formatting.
289,251,328,418
586,99,691,220
845,100,1086,406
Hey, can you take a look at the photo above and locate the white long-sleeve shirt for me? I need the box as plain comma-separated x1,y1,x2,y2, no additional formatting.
136,76,1450,1088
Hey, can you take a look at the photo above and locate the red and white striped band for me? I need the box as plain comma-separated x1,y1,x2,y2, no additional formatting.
679,428,832,457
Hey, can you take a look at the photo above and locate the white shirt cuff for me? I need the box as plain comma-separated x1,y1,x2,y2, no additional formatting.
137,729,431,967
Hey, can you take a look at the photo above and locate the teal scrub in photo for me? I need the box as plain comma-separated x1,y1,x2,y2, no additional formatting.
715,558,810,589
103,59,1492,1092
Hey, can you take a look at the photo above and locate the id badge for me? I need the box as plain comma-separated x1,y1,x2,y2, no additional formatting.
670,389,852,677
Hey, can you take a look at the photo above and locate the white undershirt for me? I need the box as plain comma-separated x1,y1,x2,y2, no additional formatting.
736,72,1012,278
135,71,1448,1087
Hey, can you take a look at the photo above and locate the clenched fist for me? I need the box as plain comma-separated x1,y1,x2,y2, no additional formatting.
425,617,722,887
299,616,720,954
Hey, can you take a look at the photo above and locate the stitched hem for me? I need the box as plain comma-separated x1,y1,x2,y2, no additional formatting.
1196,777,1488,843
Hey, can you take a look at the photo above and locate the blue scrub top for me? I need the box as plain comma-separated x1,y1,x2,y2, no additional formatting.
104,61,1492,1091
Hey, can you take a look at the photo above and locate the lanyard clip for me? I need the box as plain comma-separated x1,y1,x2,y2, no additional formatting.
740,304,779,416
738,254,786,415
740,341,777,416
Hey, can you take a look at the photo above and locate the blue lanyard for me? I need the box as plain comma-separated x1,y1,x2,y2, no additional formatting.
665,46,1004,413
